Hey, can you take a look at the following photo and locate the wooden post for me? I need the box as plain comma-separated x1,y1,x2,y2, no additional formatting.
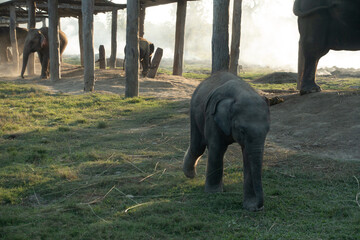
212,0,230,74
27,0,35,76
48,0,61,82
147,48,163,78
229,0,242,75
125,0,139,98
42,18,46,27
78,15,84,66
99,45,106,69
109,9,117,69
9,5,19,72
139,6,145,38
82,0,95,92
173,0,187,76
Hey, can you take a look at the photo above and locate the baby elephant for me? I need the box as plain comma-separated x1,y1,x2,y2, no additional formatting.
183,72,270,211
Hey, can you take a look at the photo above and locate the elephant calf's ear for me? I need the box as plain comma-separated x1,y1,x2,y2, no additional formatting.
41,35,48,48
213,98,234,136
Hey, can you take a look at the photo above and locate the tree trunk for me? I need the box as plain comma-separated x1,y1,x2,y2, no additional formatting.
27,0,35,76
173,0,187,76
48,0,61,82
78,15,84,66
212,0,230,74
109,9,117,69
139,6,145,38
82,0,95,92
125,0,139,98
229,0,242,75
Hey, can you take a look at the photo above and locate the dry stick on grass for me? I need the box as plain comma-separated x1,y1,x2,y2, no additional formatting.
83,185,116,205
32,187,41,205
87,204,109,223
354,176,360,208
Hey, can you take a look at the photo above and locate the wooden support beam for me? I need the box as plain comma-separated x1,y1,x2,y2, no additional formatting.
147,47,163,78
82,0,95,92
42,18,46,27
27,0,35,76
212,0,230,74
229,0,242,75
125,0,139,98
99,45,106,69
78,15,84,66
48,0,61,82
109,9,117,69
172,0,187,76
36,3,125,12
139,6,145,38
9,5,19,72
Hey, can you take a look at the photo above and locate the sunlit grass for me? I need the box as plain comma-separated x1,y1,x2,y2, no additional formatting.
0,79,359,239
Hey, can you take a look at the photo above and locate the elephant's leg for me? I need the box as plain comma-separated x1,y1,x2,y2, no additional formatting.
40,54,49,79
242,146,264,211
300,55,322,95
204,139,228,193
183,122,206,179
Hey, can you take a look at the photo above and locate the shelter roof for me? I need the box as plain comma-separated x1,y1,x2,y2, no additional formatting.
0,0,126,19
140,0,197,8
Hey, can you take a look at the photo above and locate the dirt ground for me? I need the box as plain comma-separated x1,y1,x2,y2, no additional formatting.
1,63,359,161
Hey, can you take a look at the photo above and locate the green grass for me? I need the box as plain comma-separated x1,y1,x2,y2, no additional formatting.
0,81,359,239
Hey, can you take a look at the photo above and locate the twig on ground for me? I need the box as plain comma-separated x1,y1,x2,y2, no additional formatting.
87,204,109,223
124,202,150,213
83,185,116,205
354,176,360,208
139,171,161,183
113,187,138,204
33,187,40,205
158,168,167,179
124,158,146,174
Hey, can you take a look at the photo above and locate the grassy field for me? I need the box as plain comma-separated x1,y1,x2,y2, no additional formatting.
1,78,359,239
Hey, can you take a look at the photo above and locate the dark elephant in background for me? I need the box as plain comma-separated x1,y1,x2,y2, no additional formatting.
0,27,28,63
183,72,270,211
124,37,154,77
21,27,68,79
294,0,360,95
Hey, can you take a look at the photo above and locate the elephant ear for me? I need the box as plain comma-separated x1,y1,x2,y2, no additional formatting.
205,86,235,136
40,33,48,48
149,43,155,55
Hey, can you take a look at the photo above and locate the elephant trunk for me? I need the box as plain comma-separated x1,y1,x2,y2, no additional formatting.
242,144,265,211
21,47,30,78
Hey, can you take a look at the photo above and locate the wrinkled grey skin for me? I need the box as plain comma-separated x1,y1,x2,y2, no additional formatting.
183,72,270,211
124,37,155,77
0,27,28,63
21,27,68,79
294,0,360,95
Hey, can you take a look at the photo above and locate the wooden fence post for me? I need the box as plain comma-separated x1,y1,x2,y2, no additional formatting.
147,47,163,78
9,5,19,72
48,0,61,81
125,0,139,98
82,0,95,92
229,0,242,75
99,45,106,69
26,0,35,76
173,0,187,76
212,0,230,74
109,9,117,69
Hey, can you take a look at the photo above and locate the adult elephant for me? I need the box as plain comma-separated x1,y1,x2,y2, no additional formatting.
0,27,28,63
294,0,360,95
21,27,68,79
183,72,270,211
124,37,155,77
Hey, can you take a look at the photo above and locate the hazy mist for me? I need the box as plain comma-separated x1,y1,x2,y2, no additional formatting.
58,0,360,71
